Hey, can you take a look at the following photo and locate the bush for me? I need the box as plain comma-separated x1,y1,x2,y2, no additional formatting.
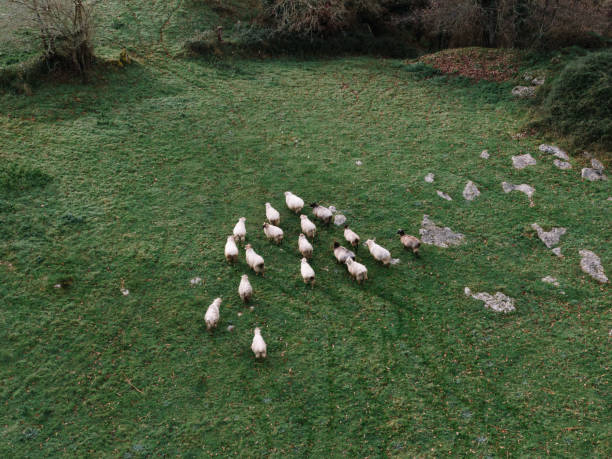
539,50,612,153
0,163,52,193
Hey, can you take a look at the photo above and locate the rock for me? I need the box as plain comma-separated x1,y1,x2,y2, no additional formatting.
227,325,235,332
333,214,347,226
532,77,545,86
120,288,130,296
581,168,607,181
552,247,563,257
190,277,202,286
553,159,572,170
579,250,608,283
424,173,435,183
512,86,536,98
480,150,490,159
463,181,480,201
355,160,363,166
539,144,569,161
502,182,535,206
512,154,537,169
465,287,516,313
591,159,604,171
249,306,255,311
542,276,560,287
436,190,452,201
420,215,465,248
531,223,566,248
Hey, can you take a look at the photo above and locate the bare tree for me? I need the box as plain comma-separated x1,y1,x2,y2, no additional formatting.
10,0,96,73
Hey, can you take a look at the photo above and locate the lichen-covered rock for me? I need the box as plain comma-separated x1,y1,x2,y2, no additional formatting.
480,150,490,159
436,190,452,201
579,250,608,283
581,168,607,181
502,182,535,206
552,247,563,257
424,173,435,183
420,215,464,248
539,144,569,160
553,159,572,170
465,287,516,313
531,223,566,248
512,154,537,169
591,159,604,171
512,86,536,98
542,276,560,287
463,181,480,201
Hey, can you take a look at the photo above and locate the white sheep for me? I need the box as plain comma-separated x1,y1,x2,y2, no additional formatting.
345,258,368,284
233,217,246,242
238,274,253,303
205,297,222,330
343,225,360,248
333,241,355,264
285,191,304,214
298,233,313,258
265,202,280,225
263,222,284,244
224,235,239,263
245,244,265,276
397,230,421,256
364,239,392,266
251,327,267,359
300,215,317,239
310,202,333,225
300,257,315,285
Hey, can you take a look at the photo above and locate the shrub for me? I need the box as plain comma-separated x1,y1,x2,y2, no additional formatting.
539,50,612,153
0,163,52,193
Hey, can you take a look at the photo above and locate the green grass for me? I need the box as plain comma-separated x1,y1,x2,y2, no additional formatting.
0,2,611,456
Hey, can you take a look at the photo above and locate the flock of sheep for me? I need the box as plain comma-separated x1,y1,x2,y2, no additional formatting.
205,191,422,359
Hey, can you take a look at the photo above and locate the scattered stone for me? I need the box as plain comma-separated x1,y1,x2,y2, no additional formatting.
502,182,535,206
237,312,243,317
532,77,545,86
552,247,563,257
53,284,62,289
581,167,607,181
355,160,363,166
227,325,235,332
333,214,347,226
553,159,572,170
512,154,537,169
579,250,608,283
120,288,130,296
531,223,566,248
249,306,255,311
436,190,452,201
542,276,560,287
420,215,465,248
608,197,612,202
480,150,490,159
190,277,202,286
512,86,536,98
465,287,516,313
463,181,480,201
424,173,435,183
591,159,604,171
539,144,569,160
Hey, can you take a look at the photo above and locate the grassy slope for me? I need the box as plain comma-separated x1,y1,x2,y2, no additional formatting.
1,56,610,457
1,2,611,457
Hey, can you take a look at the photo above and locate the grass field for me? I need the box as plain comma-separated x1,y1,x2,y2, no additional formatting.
1,3,611,457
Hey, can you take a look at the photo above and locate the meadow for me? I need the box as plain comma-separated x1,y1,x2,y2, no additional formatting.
1,2,611,457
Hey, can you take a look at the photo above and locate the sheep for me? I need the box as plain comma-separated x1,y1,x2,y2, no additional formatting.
263,222,284,244
300,214,317,239
224,235,239,263
265,202,280,225
300,257,315,285
238,274,253,303
310,202,333,225
251,327,267,359
343,225,360,248
285,191,304,214
233,217,246,242
205,297,222,331
298,233,313,258
333,241,355,264
397,230,421,256
364,239,392,266
245,244,265,275
345,258,368,284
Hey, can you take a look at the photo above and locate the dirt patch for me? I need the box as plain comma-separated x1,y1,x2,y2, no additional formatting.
418,48,522,82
